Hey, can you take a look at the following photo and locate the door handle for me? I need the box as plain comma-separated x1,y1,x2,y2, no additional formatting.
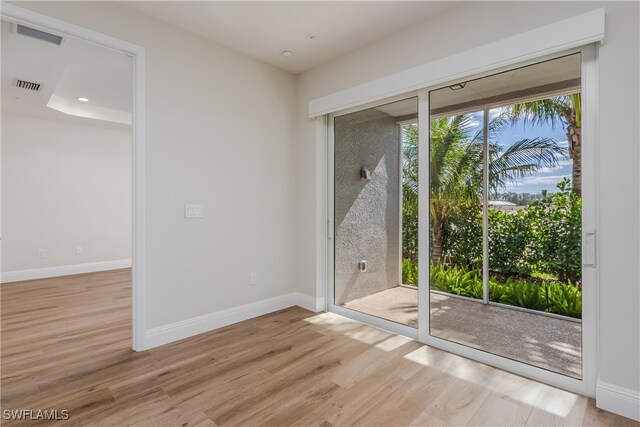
584,231,596,267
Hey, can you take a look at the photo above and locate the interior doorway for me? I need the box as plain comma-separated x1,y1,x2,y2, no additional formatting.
0,4,145,351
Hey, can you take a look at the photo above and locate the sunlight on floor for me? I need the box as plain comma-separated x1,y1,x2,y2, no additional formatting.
340,286,582,378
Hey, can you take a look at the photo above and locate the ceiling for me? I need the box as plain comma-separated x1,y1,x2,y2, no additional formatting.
375,98,417,118
1,20,132,129
430,54,581,116
121,1,456,74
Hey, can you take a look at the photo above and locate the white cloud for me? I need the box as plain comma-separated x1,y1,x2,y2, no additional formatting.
537,159,573,173
504,174,571,190
521,174,571,185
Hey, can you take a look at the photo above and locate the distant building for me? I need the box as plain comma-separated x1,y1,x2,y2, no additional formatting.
488,200,524,212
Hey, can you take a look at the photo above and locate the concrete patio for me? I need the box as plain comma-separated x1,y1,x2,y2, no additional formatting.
343,286,582,378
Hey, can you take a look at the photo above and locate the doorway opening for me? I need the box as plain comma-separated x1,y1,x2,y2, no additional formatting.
0,4,145,351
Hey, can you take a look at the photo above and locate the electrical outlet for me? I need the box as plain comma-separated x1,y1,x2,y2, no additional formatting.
36,249,45,259
250,273,257,286
75,245,83,254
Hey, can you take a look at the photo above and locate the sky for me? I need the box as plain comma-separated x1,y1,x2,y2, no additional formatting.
470,109,571,194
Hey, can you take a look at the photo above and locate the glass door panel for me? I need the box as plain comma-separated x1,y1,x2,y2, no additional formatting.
428,110,486,338
428,54,583,378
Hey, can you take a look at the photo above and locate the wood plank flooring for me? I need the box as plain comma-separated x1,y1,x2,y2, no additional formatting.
1,269,637,426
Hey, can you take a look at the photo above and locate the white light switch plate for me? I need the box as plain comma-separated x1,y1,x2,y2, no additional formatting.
185,204,204,218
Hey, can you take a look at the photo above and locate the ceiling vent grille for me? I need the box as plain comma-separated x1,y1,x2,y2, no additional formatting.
15,79,41,92
14,24,64,46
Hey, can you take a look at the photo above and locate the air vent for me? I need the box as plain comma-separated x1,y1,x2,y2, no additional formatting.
15,79,41,92
15,24,64,46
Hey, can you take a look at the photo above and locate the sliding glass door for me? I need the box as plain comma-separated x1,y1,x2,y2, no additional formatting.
427,54,584,378
327,48,596,393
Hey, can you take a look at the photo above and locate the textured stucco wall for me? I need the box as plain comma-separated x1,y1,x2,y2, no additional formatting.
334,109,400,305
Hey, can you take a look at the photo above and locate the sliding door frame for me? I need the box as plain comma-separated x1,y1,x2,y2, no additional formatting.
418,45,597,396
327,45,598,397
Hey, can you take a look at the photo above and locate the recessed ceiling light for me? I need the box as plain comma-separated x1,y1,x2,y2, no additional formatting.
281,49,294,58
77,97,89,102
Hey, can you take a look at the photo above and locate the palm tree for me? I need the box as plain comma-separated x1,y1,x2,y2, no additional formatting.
402,112,568,264
509,94,581,196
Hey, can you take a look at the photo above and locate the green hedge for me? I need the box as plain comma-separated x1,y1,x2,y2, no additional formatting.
444,179,582,283
403,260,581,319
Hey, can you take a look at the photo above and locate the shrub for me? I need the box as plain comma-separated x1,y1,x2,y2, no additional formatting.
429,262,483,298
402,186,419,263
500,279,547,311
444,203,483,269
488,209,533,276
414,262,582,318
440,179,582,284
545,281,582,318
402,258,418,286
524,179,582,283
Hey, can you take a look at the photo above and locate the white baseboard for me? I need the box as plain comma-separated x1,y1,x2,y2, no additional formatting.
292,292,325,312
1,259,132,283
144,292,324,350
596,380,640,421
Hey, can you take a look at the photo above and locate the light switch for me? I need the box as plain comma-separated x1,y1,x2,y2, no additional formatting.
185,204,204,218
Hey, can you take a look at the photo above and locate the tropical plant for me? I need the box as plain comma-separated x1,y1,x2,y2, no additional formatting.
509,93,582,196
429,262,482,296
402,258,418,286
524,179,582,283
501,280,547,311
424,262,582,318
402,124,419,263
406,112,567,264
488,207,533,276
546,281,582,318
443,202,482,269
442,179,582,283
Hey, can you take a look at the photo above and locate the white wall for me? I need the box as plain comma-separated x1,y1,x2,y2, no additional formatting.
1,114,131,273
13,2,299,330
297,0,639,404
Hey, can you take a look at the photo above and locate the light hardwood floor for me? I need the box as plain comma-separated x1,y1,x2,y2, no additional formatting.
1,269,637,426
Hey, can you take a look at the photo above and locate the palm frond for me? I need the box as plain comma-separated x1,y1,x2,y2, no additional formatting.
509,97,569,129
489,137,568,190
